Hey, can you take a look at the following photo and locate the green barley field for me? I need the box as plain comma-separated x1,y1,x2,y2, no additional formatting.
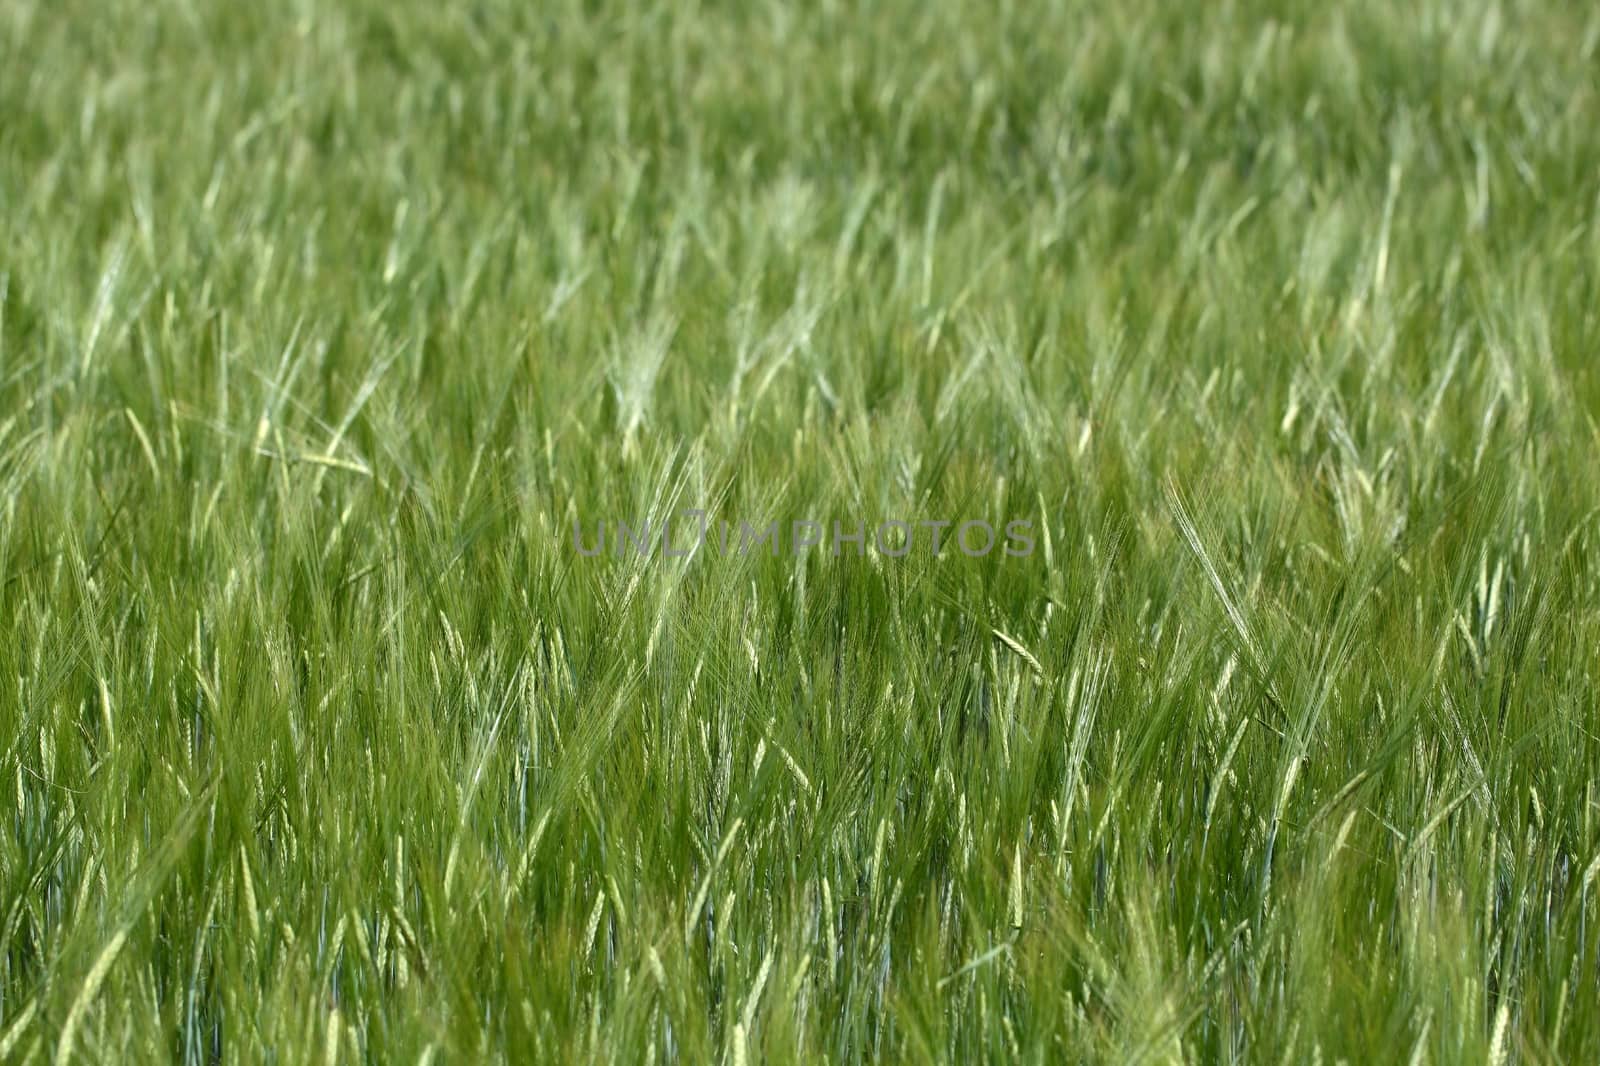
4,0,1600,1061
